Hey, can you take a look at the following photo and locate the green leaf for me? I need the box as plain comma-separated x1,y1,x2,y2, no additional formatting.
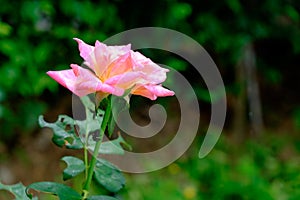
76,95,103,137
93,159,125,193
61,156,85,181
80,96,131,155
99,139,124,155
26,182,81,200
109,96,130,137
39,115,83,149
0,182,36,200
74,95,104,149
88,134,131,155
87,195,119,200
100,134,132,155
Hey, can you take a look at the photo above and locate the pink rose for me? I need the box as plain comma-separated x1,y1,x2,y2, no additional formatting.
47,38,174,100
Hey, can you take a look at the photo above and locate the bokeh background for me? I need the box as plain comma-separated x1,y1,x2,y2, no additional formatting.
1,0,300,199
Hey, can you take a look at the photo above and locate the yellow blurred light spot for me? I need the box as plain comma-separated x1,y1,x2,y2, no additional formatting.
168,163,181,174
0,22,12,37
183,185,197,199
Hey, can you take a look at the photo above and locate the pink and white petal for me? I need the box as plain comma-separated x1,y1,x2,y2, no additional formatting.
69,64,105,96
142,68,167,84
103,52,134,79
98,83,124,96
131,51,168,73
93,42,111,76
74,38,95,71
72,64,125,96
94,41,131,77
47,70,91,97
95,41,131,59
131,84,175,100
131,51,168,84
47,69,77,90
105,71,144,90
47,64,102,97
75,80,124,97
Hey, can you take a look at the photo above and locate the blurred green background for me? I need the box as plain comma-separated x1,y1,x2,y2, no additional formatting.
1,0,300,199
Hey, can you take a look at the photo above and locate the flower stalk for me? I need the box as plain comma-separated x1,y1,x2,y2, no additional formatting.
82,97,112,199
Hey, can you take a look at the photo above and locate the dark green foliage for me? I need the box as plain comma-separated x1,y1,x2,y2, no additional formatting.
94,159,125,193
38,95,130,154
0,0,124,143
39,115,84,149
0,182,37,200
1,0,300,199
26,182,82,200
94,159,126,193
94,134,131,155
87,195,119,200
61,156,85,181
121,136,300,199
1,0,299,142
36,96,127,198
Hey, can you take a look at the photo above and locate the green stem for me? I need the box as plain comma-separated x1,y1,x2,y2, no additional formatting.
84,146,88,180
81,98,112,199
84,96,92,181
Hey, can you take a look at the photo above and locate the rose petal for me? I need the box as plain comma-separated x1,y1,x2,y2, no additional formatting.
131,51,168,84
70,64,124,96
105,71,144,90
94,41,131,77
47,69,76,90
95,41,131,59
47,64,123,97
131,84,175,100
74,38,95,71
48,64,101,96
102,52,134,80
